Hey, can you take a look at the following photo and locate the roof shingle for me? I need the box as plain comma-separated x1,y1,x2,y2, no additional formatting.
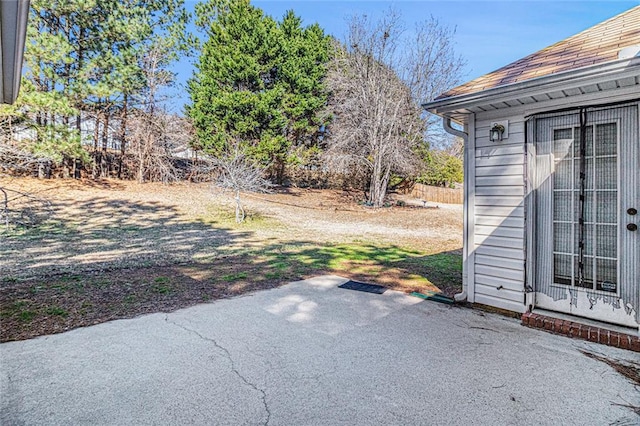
435,6,640,100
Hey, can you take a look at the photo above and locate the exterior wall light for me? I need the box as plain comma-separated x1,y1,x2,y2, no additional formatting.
489,123,505,142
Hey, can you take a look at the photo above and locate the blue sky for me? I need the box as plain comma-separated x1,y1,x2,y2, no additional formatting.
168,0,639,113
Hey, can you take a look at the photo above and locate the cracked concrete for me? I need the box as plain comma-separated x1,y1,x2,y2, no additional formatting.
1,275,639,425
165,316,271,426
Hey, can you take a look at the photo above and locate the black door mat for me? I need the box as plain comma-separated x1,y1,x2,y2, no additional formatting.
338,280,386,294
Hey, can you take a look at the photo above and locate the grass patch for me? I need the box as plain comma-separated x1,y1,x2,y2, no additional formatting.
51,284,69,291
221,272,248,282
264,271,284,280
318,244,422,265
1,300,37,323
12,300,28,310
29,285,45,294
90,279,111,288
45,306,68,317
421,252,462,271
198,205,281,231
58,274,83,283
5,220,72,240
123,294,137,304
151,285,172,294
19,310,37,322
248,242,461,294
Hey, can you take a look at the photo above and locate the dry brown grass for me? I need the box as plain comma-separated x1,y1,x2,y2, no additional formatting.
1,177,463,341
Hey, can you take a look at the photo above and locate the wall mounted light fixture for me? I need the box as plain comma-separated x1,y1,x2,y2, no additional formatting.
489,123,505,142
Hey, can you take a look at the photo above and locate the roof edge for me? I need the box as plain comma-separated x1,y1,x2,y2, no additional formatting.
0,0,30,104
423,57,640,117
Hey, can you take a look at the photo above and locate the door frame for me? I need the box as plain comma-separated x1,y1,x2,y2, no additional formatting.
525,102,639,328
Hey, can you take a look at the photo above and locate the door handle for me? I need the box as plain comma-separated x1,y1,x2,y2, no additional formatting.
627,223,638,231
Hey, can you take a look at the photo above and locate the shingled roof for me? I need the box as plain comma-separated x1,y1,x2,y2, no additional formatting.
435,6,640,100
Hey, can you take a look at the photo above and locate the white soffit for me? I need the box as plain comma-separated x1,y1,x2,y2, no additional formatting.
424,58,640,123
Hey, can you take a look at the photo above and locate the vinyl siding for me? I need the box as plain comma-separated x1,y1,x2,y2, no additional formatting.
472,114,527,313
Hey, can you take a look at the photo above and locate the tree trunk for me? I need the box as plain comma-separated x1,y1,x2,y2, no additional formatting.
93,112,100,152
73,158,82,179
117,94,128,179
100,114,109,178
276,158,285,185
38,161,52,179
234,190,245,223
368,155,391,208
1,187,8,231
62,157,71,178
75,28,85,134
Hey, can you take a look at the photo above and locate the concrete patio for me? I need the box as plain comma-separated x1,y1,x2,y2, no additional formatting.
1,275,638,425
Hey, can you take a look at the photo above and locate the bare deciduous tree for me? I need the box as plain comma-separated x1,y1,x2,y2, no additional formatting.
405,16,466,147
128,109,194,183
209,142,272,223
128,44,193,183
326,12,423,207
0,145,53,232
0,115,55,231
0,143,50,177
326,10,465,207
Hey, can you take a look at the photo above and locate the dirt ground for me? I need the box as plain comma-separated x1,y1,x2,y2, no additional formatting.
0,177,463,341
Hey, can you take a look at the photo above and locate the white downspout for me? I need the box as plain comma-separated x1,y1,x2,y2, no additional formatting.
443,117,469,302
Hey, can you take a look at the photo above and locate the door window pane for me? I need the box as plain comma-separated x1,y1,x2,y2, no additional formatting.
554,223,572,254
553,128,573,158
595,157,617,190
595,258,617,293
554,160,572,189
596,224,617,258
595,191,616,223
554,254,572,285
595,123,617,156
554,191,572,221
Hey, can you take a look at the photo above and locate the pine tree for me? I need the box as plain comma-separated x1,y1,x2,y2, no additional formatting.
1,0,193,178
188,0,330,183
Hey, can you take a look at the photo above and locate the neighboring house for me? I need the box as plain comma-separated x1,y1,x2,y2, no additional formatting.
0,0,30,104
13,113,198,159
12,113,120,150
424,7,640,331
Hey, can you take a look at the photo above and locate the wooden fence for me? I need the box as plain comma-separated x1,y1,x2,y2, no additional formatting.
403,183,463,204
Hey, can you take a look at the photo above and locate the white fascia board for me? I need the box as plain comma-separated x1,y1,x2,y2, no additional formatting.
423,57,640,117
1,0,30,104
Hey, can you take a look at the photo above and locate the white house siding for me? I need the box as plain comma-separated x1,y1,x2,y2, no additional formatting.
467,88,640,315
471,113,527,313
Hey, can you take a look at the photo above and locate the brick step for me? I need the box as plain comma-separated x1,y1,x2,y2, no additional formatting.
522,312,640,352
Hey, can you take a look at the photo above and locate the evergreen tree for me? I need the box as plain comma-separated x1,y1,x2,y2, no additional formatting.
0,0,193,177
188,0,330,183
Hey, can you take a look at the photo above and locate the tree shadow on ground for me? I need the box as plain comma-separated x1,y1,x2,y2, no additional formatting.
0,195,249,279
1,237,462,342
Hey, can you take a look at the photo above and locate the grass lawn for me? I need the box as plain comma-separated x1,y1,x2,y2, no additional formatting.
0,178,463,342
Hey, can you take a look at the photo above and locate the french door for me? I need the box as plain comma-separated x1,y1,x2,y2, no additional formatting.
531,104,639,327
